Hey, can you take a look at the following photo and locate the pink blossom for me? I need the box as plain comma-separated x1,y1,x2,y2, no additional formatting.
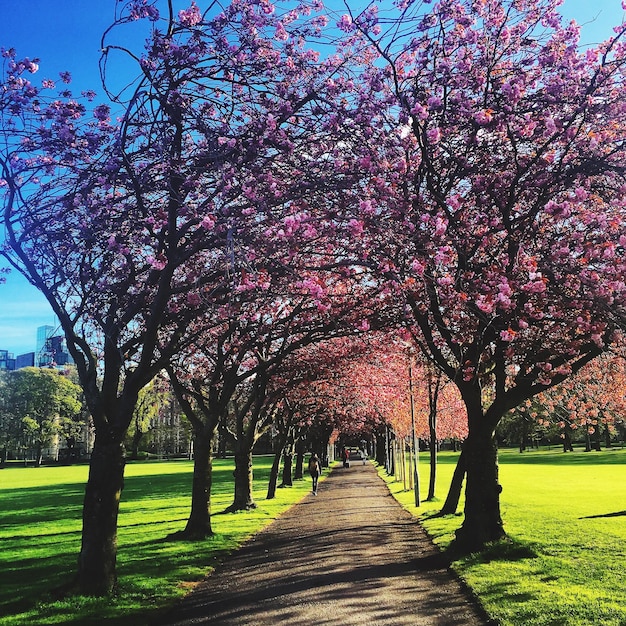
147,255,166,270
410,259,425,275
426,127,441,143
427,95,443,110
201,215,215,230
434,216,447,236
410,103,428,121
473,109,493,126
500,328,516,342
476,295,494,314
348,219,364,237
178,2,202,27
274,23,288,41
186,292,201,306
337,15,353,32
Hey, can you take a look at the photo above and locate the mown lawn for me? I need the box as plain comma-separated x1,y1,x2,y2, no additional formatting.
382,446,626,625
0,456,319,626
4,448,625,625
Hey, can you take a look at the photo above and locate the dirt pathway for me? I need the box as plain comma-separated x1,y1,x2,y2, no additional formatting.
153,462,489,625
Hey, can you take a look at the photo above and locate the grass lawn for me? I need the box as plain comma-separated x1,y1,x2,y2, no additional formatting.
381,446,626,625
0,456,320,626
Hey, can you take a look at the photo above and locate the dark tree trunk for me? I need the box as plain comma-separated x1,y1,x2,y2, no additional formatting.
294,440,305,480
373,433,381,466
454,427,505,550
593,424,602,451
385,427,396,476
427,417,437,501
178,427,215,539
217,424,227,459
76,438,125,595
281,451,293,487
267,429,289,500
519,417,529,453
439,448,466,515
267,449,282,500
604,420,612,448
563,425,574,452
229,444,256,511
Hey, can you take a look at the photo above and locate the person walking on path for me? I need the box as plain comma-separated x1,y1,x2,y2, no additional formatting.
153,463,489,626
308,452,321,495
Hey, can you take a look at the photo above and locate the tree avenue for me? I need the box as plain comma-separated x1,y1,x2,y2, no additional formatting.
341,0,626,548
1,0,626,598
0,0,376,594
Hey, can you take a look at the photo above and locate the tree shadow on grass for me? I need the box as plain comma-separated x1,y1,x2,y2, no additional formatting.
580,510,626,519
449,537,538,564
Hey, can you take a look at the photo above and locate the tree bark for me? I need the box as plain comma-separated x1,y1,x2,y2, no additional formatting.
519,417,529,453
604,420,612,448
293,440,305,480
76,437,125,595
563,425,574,452
229,444,256,511
439,448,466,515
427,418,437,500
178,427,215,539
281,451,293,487
454,428,505,550
267,430,289,500
267,449,282,500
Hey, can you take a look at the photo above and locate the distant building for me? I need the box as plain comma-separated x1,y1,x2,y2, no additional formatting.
36,325,73,368
15,352,35,369
0,349,16,371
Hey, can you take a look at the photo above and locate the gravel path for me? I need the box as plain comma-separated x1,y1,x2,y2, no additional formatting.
153,462,488,625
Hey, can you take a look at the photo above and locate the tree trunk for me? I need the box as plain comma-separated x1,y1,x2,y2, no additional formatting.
178,427,214,539
427,417,437,501
386,428,394,475
267,449,282,500
76,438,125,595
281,451,293,487
454,428,505,550
593,424,602,451
229,445,256,511
519,417,529,453
293,440,305,480
563,425,574,452
439,448,466,515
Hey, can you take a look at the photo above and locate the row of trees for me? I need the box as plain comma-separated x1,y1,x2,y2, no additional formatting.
2,0,626,596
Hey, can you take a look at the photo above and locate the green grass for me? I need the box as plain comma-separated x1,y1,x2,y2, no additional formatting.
381,446,626,625
0,456,320,626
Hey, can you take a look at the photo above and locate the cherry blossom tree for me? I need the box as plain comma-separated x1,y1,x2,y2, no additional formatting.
525,353,626,450
344,0,626,548
0,0,378,593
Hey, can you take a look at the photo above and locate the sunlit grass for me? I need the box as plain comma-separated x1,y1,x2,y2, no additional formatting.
381,446,626,625
0,456,320,625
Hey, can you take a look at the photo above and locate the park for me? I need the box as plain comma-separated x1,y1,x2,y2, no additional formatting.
1,0,626,623
2,447,626,624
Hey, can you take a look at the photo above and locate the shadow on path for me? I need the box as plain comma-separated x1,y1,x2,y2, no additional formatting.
153,463,488,625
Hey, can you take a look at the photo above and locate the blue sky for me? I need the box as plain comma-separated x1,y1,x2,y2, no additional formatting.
0,0,623,356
